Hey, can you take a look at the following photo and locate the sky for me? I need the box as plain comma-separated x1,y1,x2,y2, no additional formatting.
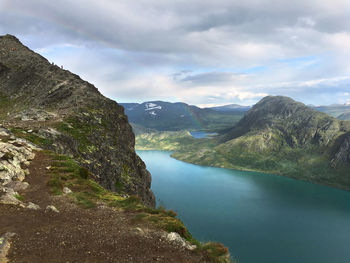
1,0,350,107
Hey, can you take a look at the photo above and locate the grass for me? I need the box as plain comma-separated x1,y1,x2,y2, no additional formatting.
10,127,53,147
54,116,95,152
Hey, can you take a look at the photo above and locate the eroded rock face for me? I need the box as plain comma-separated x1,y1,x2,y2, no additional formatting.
0,34,155,207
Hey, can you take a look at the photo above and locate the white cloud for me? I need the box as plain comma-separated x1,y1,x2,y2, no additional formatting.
1,0,350,105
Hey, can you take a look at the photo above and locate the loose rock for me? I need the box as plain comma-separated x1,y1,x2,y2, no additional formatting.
46,205,59,213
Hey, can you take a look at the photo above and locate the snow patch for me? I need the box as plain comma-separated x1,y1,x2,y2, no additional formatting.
145,103,162,111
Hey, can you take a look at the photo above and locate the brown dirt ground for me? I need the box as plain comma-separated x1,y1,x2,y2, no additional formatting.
0,152,206,263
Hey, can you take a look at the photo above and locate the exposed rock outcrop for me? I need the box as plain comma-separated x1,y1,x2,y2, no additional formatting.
0,130,37,206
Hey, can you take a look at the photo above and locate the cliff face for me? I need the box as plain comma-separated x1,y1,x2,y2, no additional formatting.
0,34,155,206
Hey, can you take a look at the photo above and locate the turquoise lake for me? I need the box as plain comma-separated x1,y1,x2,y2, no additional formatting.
137,150,350,263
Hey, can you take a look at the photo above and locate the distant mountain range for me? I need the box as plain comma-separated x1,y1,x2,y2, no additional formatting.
312,104,350,120
120,101,246,132
209,104,251,112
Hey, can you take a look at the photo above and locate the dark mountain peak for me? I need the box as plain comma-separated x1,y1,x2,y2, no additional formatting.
250,95,308,115
0,34,102,112
0,34,21,43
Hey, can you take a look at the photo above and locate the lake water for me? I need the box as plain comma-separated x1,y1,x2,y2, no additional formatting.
190,131,216,138
137,150,350,263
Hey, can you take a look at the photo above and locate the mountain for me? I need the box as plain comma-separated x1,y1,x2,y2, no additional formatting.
121,101,244,132
0,34,154,206
209,104,251,112
171,96,350,190
0,35,230,262
338,112,350,120
312,104,350,118
221,96,349,145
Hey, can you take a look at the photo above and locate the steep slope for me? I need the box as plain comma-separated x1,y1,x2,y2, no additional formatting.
121,101,244,132
172,96,350,190
0,34,155,206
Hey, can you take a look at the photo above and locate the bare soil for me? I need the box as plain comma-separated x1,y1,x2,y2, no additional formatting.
0,152,204,263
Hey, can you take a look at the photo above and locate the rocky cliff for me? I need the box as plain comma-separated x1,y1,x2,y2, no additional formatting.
0,34,155,206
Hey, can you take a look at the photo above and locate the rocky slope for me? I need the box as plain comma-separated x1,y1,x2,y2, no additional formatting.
0,34,154,206
172,96,350,190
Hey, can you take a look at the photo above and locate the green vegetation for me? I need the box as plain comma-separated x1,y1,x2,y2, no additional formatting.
136,131,197,150
55,116,95,152
14,194,24,201
10,127,53,147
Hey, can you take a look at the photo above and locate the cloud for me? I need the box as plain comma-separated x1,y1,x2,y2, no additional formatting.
0,0,350,105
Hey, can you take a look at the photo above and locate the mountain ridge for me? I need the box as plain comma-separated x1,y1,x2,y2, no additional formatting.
0,34,155,206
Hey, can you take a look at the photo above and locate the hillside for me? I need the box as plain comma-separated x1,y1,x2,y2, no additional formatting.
338,112,350,120
209,104,251,112
0,35,231,262
313,104,350,118
170,96,350,190
121,101,244,132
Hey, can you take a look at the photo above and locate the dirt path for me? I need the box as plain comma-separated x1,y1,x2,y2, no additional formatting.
0,152,204,263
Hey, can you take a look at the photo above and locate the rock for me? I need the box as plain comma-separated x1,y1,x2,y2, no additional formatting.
26,202,40,210
134,227,145,236
0,190,21,205
63,187,72,194
0,128,10,137
0,137,36,186
0,232,15,263
166,232,197,251
46,166,51,170
4,181,29,192
46,205,59,213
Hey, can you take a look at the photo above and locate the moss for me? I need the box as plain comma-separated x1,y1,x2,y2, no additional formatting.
14,194,24,201
79,167,89,179
114,180,124,192
200,242,231,263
